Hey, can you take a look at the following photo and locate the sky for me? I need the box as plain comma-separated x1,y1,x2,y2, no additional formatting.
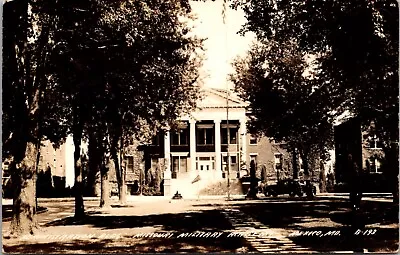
189,0,255,89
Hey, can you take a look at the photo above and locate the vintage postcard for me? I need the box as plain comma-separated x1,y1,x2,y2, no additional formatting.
2,0,399,253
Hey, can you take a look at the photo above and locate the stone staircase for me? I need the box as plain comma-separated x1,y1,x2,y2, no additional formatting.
169,171,227,199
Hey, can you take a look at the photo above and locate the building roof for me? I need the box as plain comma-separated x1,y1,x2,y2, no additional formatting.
196,87,248,109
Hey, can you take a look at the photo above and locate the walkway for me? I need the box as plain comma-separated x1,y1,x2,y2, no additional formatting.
222,208,313,253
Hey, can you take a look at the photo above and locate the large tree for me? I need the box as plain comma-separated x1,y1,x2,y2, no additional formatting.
95,0,203,204
233,0,398,198
232,40,334,188
2,0,65,236
50,0,203,208
3,0,203,235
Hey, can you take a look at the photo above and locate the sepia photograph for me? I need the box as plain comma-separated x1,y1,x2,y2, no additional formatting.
2,0,399,253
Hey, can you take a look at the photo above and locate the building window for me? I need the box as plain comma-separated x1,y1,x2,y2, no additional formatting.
126,156,134,172
172,156,187,178
366,156,382,173
196,156,215,171
299,157,304,171
274,154,283,170
366,135,383,149
222,155,238,171
250,155,258,166
152,134,162,146
221,128,238,144
197,128,214,145
171,129,188,146
250,136,257,145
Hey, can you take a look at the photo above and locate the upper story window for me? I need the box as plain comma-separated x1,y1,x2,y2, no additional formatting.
196,128,214,145
152,133,162,146
274,153,283,170
366,135,383,149
221,128,238,144
250,154,257,163
249,135,257,145
126,155,134,172
171,129,188,146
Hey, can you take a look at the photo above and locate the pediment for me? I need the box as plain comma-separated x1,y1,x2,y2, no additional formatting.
197,88,247,109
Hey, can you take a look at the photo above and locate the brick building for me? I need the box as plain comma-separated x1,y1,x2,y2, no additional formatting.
334,118,389,192
122,87,293,198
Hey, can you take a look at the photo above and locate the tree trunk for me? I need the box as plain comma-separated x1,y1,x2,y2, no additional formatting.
100,153,111,208
112,150,126,204
6,0,52,237
301,153,310,179
7,0,38,237
120,172,127,204
301,152,314,198
319,160,327,193
88,133,101,196
10,142,38,236
292,148,298,179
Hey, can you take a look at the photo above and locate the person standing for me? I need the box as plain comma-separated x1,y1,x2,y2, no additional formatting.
246,160,258,199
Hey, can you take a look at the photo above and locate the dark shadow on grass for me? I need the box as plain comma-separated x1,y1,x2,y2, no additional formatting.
230,195,350,202
329,201,399,226
235,199,398,228
45,210,234,232
232,199,398,252
2,206,47,222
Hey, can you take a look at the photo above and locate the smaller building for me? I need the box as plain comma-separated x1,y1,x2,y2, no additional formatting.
334,118,389,192
37,136,77,189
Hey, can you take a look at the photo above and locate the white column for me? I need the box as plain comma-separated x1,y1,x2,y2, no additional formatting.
240,119,247,170
189,119,196,173
214,119,221,173
163,131,172,196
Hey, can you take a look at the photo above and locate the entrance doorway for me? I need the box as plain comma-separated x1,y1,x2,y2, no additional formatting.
196,156,215,172
199,160,212,171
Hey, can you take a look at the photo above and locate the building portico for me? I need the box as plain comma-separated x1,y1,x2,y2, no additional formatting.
160,88,249,197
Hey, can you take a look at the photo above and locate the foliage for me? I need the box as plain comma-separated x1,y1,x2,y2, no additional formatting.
232,40,334,175
232,0,398,180
3,0,204,231
142,185,163,196
234,0,398,149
